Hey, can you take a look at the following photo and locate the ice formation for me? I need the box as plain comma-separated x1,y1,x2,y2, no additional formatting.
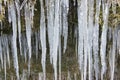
0,0,119,80
24,2,32,74
15,0,22,55
11,3,19,80
93,0,101,80
40,0,46,79
100,1,109,80
62,0,69,53
77,0,88,80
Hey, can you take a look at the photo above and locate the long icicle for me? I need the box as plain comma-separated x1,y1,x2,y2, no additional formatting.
88,0,94,79
83,6,88,80
109,28,117,80
4,51,6,80
77,0,85,79
10,2,19,80
53,0,60,79
24,2,32,75
0,39,3,69
93,0,101,80
40,0,47,79
77,0,88,80
62,0,69,53
110,1,117,80
59,29,61,80
59,0,62,79
46,0,54,64
100,1,109,80
15,0,22,55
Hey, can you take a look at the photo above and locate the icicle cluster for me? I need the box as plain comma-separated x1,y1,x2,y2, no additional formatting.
0,0,119,80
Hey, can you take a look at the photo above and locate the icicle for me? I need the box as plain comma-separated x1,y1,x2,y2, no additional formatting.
111,5,117,78
93,0,101,80
108,27,112,41
53,0,60,79
0,2,2,13
83,21,88,80
109,28,117,80
0,39,3,69
59,1,62,79
77,0,88,80
15,0,22,55
4,52,6,80
62,0,69,53
24,3,32,74
117,29,120,54
2,36,10,68
100,1,109,80
30,0,35,29
88,0,94,79
8,3,12,23
59,32,61,80
10,3,19,80
77,0,84,80
47,0,54,64
40,0,46,79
